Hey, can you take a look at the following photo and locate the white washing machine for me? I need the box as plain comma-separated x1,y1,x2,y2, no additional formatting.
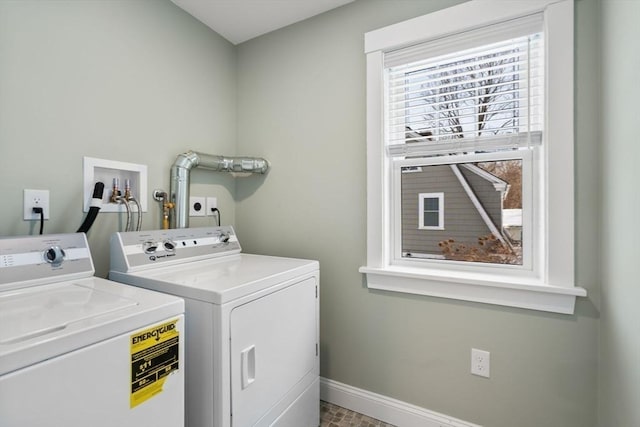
0,233,185,427
109,226,319,427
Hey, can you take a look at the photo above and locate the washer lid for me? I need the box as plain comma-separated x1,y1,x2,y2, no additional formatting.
0,277,184,376
0,282,137,345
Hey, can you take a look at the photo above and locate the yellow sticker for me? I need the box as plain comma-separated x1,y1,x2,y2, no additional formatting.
130,318,180,408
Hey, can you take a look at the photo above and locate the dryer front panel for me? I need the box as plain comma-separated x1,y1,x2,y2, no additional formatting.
230,277,317,427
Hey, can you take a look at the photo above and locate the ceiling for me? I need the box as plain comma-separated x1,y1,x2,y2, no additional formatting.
171,0,355,45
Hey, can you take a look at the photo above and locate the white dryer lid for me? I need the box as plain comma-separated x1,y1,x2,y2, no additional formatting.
110,253,319,304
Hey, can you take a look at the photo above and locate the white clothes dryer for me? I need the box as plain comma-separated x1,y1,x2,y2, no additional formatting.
0,233,185,427
109,226,319,427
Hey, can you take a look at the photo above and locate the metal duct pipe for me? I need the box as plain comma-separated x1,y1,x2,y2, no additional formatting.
170,151,269,229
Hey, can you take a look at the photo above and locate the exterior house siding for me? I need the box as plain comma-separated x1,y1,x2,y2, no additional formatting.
459,165,503,227
401,164,499,256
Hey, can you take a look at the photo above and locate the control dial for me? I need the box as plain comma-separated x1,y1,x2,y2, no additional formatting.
163,240,177,252
142,241,158,254
219,232,230,243
44,246,65,266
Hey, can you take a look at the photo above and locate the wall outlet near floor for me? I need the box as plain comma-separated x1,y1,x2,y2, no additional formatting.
471,348,490,378
189,196,206,217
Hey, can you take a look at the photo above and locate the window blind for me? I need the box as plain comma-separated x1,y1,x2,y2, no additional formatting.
384,13,544,157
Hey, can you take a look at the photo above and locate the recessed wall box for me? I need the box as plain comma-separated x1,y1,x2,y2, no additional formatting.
83,157,148,213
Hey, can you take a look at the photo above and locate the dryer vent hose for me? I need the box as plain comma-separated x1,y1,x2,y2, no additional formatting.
77,182,105,233
170,151,269,229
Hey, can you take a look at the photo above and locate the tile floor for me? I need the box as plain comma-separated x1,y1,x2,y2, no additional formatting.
320,401,396,427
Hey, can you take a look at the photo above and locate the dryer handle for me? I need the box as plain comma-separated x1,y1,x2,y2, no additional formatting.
241,345,256,389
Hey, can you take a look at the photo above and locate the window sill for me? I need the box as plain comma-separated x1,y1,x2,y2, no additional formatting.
359,266,587,315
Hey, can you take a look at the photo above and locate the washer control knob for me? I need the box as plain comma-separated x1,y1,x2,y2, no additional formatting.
219,232,230,243
163,240,176,252
44,246,65,266
142,241,158,254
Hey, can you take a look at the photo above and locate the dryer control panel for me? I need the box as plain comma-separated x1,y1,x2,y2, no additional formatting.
0,233,94,289
110,226,241,272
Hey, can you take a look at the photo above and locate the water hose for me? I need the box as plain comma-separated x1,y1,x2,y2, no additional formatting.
77,182,105,233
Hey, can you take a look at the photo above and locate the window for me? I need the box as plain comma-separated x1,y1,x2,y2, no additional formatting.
360,0,586,314
418,193,443,230
404,159,522,265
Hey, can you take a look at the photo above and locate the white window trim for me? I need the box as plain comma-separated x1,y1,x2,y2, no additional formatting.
418,192,444,230
359,0,586,315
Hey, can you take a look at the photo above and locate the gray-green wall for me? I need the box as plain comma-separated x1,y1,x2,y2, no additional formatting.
0,0,237,276
599,1,640,426
236,1,599,426
2,0,636,426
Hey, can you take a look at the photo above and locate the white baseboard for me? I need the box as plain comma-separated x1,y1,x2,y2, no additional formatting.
320,377,481,427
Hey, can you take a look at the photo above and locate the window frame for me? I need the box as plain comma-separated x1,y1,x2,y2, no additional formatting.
359,0,586,315
418,192,444,230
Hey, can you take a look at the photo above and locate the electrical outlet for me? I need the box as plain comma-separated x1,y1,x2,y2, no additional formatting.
189,196,206,217
471,348,490,378
24,189,50,220
206,197,217,216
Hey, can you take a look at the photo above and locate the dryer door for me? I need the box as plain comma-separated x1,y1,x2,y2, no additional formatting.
230,277,317,426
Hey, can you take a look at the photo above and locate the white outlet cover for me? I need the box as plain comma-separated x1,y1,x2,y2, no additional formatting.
206,197,218,216
24,189,50,220
471,348,490,378
189,197,206,217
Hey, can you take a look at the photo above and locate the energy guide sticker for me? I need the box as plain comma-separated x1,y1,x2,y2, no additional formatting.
130,318,180,408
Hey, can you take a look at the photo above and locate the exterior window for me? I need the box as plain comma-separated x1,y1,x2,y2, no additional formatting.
361,0,586,314
418,193,443,230
404,159,522,265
